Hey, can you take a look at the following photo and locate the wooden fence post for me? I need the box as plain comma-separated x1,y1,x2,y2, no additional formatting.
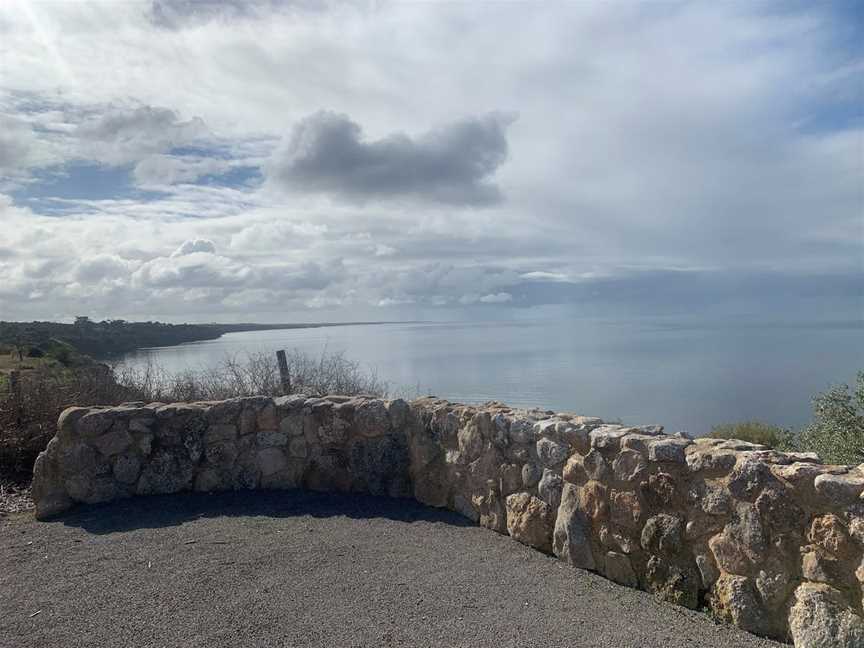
276,350,291,395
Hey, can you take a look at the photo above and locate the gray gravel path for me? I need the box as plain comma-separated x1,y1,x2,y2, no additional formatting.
0,491,786,648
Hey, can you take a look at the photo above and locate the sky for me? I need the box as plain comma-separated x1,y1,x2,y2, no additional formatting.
0,0,861,323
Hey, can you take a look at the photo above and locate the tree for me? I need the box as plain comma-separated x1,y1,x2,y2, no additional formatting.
797,372,864,465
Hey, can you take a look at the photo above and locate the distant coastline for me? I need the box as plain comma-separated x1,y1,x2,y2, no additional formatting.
0,319,405,362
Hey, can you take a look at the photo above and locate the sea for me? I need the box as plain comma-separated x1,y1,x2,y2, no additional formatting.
120,316,863,437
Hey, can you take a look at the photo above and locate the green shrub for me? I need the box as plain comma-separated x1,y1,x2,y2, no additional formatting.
709,421,795,450
796,372,864,465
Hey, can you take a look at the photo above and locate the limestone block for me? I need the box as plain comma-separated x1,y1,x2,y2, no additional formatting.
553,484,596,569
387,398,410,430
643,471,677,508
509,419,534,445
506,492,554,552
491,413,510,448
58,442,110,478
562,454,588,485
57,407,89,437
128,417,156,435
233,450,262,490
709,574,772,636
708,505,767,575
204,440,239,468
755,567,793,612
32,445,72,520
700,484,732,516
499,463,523,495
476,489,507,534
522,462,542,488
788,583,864,648
814,472,864,506
453,494,479,522
609,490,643,530
647,437,691,464
695,552,719,589
644,555,699,609
354,400,391,437
136,448,195,495
605,551,638,588
538,469,563,509
754,486,806,533
348,434,410,497
589,425,629,452
257,430,288,448
536,437,568,468
279,413,305,437
112,454,141,485
685,447,739,474
582,449,609,481
641,514,684,556
612,450,647,484
257,403,279,431
579,481,608,521
802,549,845,584
194,468,232,492
205,423,237,444
809,514,855,559
76,410,115,438
288,436,308,458
728,458,780,501
557,421,592,454
257,448,288,477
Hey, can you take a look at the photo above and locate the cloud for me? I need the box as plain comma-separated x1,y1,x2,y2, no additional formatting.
479,292,512,304
75,105,208,165
74,254,139,282
133,154,229,186
0,114,52,185
0,2,860,321
229,221,328,253
0,115,35,173
147,0,296,30
267,111,515,205
171,239,217,257
521,271,572,283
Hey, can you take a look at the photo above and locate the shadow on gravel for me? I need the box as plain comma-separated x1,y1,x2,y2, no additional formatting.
52,490,475,535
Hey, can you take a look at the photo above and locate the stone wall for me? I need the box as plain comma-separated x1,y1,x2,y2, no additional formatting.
31,395,864,647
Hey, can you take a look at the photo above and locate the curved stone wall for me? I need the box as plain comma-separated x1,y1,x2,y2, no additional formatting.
32,395,864,647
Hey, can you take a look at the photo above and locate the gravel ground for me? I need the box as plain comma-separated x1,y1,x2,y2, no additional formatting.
0,491,787,648
0,479,32,516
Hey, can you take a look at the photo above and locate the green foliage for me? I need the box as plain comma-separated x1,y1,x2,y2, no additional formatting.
0,319,228,359
709,421,795,450
796,372,864,465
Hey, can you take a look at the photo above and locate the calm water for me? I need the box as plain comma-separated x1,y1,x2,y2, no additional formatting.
121,317,863,436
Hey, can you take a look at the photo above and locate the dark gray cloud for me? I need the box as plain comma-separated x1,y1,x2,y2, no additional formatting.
267,111,515,206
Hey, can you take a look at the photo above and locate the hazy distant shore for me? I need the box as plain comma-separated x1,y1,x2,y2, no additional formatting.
0,319,404,361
